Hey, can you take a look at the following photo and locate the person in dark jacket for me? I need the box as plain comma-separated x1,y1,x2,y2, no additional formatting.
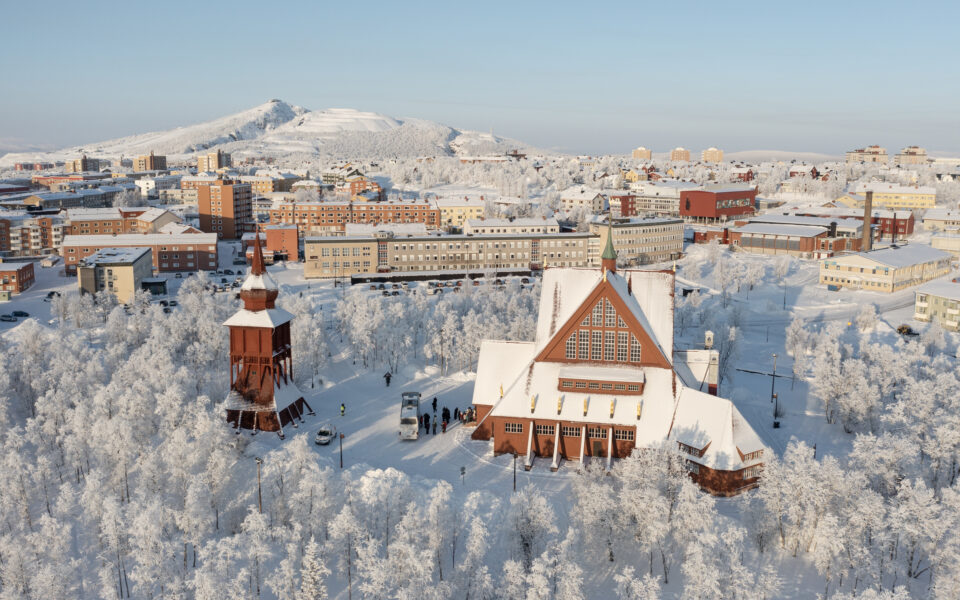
454,407,460,421
432,397,438,412
384,372,392,387
442,407,450,423
424,413,430,433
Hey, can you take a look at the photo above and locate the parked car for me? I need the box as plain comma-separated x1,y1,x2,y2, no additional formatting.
0,315,16,322
46,291,61,299
382,290,391,297
221,278,228,284
223,269,234,275
175,273,183,279
168,301,178,307
370,284,377,290
433,288,443,295
391,290,400,296
163,307,172,314
159,300,169,307
315,423,337,445
521,278,530,284
11,310,28,318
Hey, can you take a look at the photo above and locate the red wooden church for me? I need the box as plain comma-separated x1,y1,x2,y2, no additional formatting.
470,227,766,495
224,234,312,436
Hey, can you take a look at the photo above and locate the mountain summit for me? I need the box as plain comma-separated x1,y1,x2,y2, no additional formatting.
0,100,531,164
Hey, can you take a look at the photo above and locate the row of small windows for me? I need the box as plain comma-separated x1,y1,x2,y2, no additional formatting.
507,423,635,441
560,380,640,392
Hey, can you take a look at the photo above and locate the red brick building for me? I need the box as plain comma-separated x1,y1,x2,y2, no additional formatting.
265,225,299,261
0,262,35,295
198,180,253,240
680,185,757,222
61,232,218,273
608,193,638,218
470,236,765,495
795,208,914,240
268,200,441,236
224,238,312,435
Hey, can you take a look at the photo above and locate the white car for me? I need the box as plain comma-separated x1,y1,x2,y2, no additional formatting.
314,424,337,445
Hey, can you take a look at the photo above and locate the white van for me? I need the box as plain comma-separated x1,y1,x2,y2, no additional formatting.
399,391,421,440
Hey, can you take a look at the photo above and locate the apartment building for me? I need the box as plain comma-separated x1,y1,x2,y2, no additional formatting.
0,214,65,256
560,187,606,212
670,147,691,162
66,207,181,236
587,217,683,266
629,181,701,216
631,147,652,160
240,173,300,195
268,200,441,236
265,224,299,261
701,147,724,163
837,183,937,210
304,232,594,279
932,234,960,257
135,174,181,198
435,197,485,228
846,145,888,163
62,232,218,273
607,193,637,218
463,217,559,235
322,164,364,184
819,245,952,292
134,152,167,172
915,281,960,331
0,262,35,297
77,247,153,303
895,146,928,166
64,155,101,173
198,180,253,239
335,176,383,200
197,150,232,172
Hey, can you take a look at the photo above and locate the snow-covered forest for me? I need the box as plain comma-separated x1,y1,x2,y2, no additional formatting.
0,263,958,599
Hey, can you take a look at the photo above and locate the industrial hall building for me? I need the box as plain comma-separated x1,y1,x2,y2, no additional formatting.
223,234,313,435
470,230,766,495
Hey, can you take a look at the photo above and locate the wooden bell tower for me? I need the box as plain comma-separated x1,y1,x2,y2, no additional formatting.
224,233,312,436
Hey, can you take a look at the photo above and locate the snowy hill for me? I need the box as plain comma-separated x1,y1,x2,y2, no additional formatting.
0,100,534,165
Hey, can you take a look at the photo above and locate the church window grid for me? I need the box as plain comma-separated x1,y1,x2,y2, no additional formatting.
561,425,581,437
565,332,577,359
630,335,642,362
591,331,602,360
618,315,627,328
605,299,617,327
578,330,589,359
617,332,629,362
592,301,603,326
604,331,616,361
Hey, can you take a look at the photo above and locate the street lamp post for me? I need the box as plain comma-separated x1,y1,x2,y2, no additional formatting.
513,452,517,492
339,433,345,469
255,457,263,514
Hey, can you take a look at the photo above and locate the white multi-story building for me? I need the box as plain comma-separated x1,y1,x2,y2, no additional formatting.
628,180,701,216
464,217,559,235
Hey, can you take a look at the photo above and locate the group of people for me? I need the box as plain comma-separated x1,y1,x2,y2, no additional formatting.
418,397,475,436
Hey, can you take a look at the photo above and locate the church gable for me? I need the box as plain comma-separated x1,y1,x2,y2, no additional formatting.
535,279,671,369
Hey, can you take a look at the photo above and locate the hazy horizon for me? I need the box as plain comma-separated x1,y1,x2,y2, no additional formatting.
2,1,959,156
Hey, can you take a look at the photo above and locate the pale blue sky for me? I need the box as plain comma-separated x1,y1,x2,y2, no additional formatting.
2,0,958,155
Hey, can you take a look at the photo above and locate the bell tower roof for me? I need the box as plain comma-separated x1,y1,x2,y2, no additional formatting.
601,218,617,272
239,231,278,310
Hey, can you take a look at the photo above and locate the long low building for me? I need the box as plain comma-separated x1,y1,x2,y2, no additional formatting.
62,232,218,273
269,200,441,235
915,280,960,331
304,231,593,279
819,244,953,292
922,208,960,232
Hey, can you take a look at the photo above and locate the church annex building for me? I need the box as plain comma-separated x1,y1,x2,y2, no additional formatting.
470,232,766,495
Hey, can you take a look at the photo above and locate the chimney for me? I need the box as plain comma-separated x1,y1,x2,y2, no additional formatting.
862,191,873,252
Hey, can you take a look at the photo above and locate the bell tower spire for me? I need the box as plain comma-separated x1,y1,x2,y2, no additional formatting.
601,215,617,273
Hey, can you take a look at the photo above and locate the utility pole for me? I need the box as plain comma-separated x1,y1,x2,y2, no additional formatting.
770,354,778,404
513,453,517,492
339,433,345,469
255,457,263,514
